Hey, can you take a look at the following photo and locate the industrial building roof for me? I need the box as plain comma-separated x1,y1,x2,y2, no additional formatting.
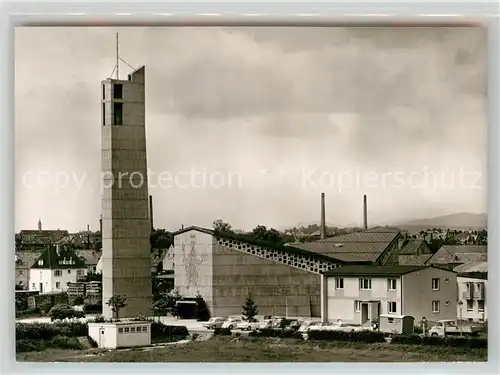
453,261,488,273
286,228,401,263
322,265,453,277
173,226,345,264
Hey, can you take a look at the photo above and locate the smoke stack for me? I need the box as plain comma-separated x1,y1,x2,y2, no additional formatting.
320,193,326,239
149,195,154,233
363,194,368,230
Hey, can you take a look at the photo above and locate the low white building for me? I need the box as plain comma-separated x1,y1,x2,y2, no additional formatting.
88,321,152,349
320,265,457,326
457,276,487,322
29,244,88,294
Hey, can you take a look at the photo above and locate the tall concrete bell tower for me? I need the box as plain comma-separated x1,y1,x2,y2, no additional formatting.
101,62,152,318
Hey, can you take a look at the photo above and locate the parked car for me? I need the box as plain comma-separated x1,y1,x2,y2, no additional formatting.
298,320,321,333
428,320,482,337
202,317,226,330
236,319,261,331
221,318,242,330
258,319,274,330
284,320,301,331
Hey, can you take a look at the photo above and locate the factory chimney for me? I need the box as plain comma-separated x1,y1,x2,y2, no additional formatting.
149,195,154,233
363,194,368,230
320,192,326,239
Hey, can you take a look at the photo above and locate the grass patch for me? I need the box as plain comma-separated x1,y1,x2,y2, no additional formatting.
17,335,487,362
17,336,83,353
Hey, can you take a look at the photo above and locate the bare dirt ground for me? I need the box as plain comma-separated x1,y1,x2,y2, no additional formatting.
17,336,487,363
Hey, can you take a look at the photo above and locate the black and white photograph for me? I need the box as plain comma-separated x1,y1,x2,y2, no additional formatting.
15,25,488,362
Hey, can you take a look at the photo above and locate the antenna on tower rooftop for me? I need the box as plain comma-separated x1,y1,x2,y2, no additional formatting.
116,32,119,80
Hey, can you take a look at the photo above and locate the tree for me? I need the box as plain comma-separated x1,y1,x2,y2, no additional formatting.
150,229,173,251
106,294,127,320
213,219,233,233
250,225,286,244
195,290,210,321
241,293,259,322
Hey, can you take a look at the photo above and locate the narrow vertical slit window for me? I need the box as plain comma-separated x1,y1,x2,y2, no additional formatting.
102,84,105,100
113,102,123,125
102,103,106,126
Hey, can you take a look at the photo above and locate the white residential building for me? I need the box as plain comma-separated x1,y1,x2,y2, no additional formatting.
457,276,487,322
29,244,88,294
321,265,457,326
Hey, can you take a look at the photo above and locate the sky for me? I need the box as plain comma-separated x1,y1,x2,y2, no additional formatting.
15,26,487,233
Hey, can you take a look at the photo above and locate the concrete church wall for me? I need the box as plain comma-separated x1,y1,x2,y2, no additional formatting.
211,242,321,318
173,230,214,311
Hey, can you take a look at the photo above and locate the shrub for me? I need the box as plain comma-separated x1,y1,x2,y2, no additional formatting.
15,308,40,319
90,314,110,323
39,301,52,315
17,336,83,352
249,329,302,339
72,296,84,305
307,330,386,343
48,304,85,321
83,304,102,314
214,328,232,336
87,335,98,348
149,321,189,341
16,321,88,340
390,334,487,349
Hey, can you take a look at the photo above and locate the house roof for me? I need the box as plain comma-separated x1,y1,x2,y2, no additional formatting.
428,245,488,265
19,229,69,245
398,239,427,255
442,245,487,254
172,226,345,264
453,261,488,273
398,254,433,266
75,249,102,266
30,245,88,269
322,265,451,277
15,251,44,269
286,229,400,263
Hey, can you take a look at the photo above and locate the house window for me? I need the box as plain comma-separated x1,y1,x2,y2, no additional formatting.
354,301,361,312
432,278,440,290
467,300,474,311
478,300,485,312
32,283,35,289
113,84,123,99
124,327,130,333
432,300,440,313
388,301,397,314
388,318,394,324
54,270,62,277
142,326,147,332
387,279,397,291
56,282,60,289
67,270,71,274
102,84,105,100
113,102,123,125
77,270,84,276
466,283,471,292
19,270,24,275
130,327,136,333
359,278,371,290
335,278,344,289
118,328,124,333
38,260,43,266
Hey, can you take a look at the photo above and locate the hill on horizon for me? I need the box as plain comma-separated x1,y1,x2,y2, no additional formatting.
395,213,487,231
